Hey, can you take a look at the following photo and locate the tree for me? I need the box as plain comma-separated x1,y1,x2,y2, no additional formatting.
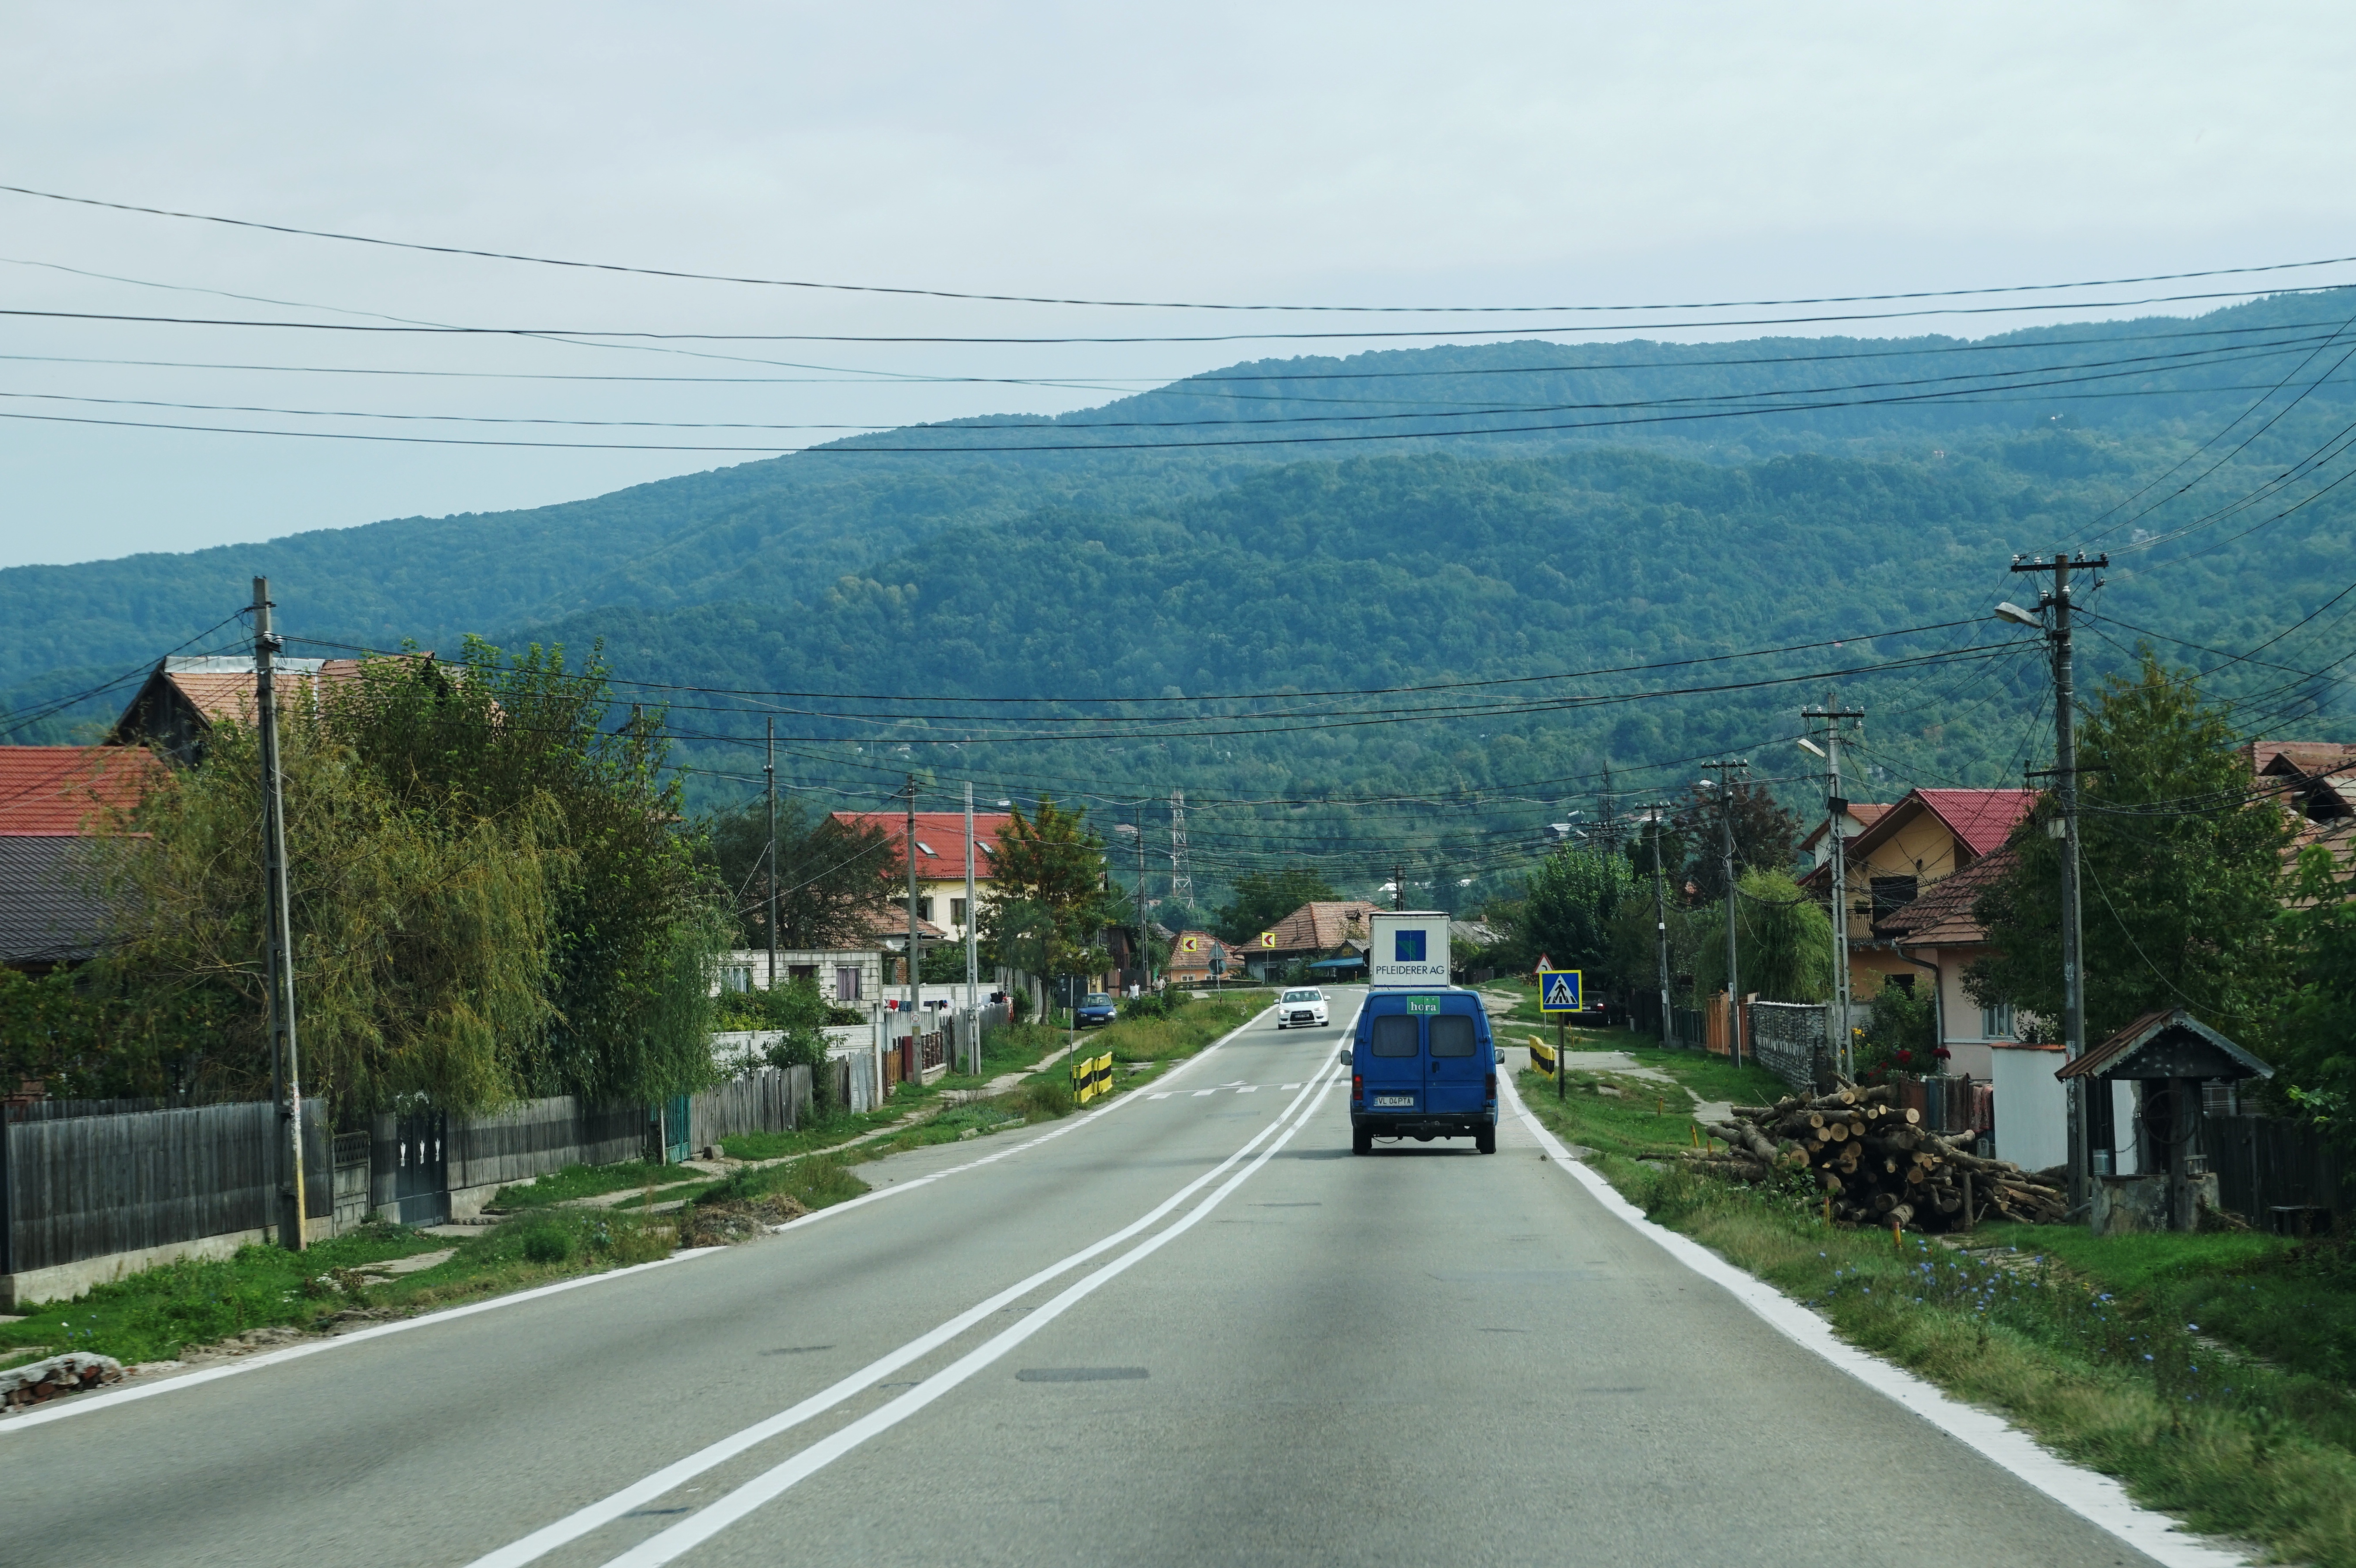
700,797,901,950
90,709,561,1111
982,798,1122,995
2270,843,2356,1147
315,639,725,1106
1215,867,1339,945
1966,651,2290,1045
1675,780,1802,903
1509,846,1637,982
1691,868,1835,1002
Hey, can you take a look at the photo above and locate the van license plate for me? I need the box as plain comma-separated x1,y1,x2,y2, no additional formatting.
1374,1094,1414,1107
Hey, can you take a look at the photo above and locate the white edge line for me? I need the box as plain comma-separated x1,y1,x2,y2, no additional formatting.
1499,1076,2250,1568
0,1247,730,1434
0,1002,1284,1437
605,1066,1346,1567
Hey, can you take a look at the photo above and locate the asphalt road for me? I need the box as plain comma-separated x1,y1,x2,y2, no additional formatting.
1,990,2166,1567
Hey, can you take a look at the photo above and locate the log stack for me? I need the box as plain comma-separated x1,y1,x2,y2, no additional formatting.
1677,1082,2065,1231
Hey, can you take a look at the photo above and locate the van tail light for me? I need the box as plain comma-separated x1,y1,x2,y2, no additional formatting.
1352,1073,1363,1098
1485,1073,1497,1100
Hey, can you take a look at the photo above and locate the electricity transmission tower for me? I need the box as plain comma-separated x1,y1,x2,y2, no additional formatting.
1168,790,1193,909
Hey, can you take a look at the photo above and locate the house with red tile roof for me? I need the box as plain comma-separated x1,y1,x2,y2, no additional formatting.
1800,787,2036,1080
0,745,166,973
829,810,1013,943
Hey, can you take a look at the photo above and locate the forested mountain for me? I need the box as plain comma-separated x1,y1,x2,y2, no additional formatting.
6,291,2353,906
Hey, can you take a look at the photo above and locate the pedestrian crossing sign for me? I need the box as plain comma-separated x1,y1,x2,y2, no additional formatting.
1539,969,1584,1015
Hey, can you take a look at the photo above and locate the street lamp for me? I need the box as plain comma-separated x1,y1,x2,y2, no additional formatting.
1994,601,2043,629
1796,737,1826,759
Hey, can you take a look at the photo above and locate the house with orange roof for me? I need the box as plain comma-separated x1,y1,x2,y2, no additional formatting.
1238,900,1378,981
108,654,396,765
0,745,166,973
1799,786,2036,1079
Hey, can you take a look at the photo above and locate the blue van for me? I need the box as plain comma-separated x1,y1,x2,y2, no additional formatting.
1348,990,1497,1155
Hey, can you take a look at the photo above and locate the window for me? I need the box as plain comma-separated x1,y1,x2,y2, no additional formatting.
951,898,967,926
722,965,751,994
1369,1016,1421,1057
917,897,935,923
836,965,862,1002
1428,1016,1477,1057
1980,1001,2015,1040
1870,875,1920,923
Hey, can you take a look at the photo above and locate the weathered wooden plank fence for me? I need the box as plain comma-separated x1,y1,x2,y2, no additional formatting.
0,1103,328,1278
2210,1113,2351,1230
2,1062,816,1302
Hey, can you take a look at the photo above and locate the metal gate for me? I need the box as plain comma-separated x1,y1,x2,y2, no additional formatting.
660,1095,691,1165
386,1111,448,1227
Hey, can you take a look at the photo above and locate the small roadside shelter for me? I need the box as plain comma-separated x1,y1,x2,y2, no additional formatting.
2057,1008,2273,1233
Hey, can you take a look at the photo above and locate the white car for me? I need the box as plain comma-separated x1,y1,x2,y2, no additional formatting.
1276,987,1330,1028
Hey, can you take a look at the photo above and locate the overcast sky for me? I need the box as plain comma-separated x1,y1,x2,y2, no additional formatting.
4,1,2354,569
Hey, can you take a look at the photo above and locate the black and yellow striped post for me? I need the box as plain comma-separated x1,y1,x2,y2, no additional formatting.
1070,1051,1114,1105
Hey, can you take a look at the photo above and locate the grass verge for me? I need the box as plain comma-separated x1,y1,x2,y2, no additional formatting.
0,1210,672,1369
1517,1072,2356,1566
487,1160,698,1210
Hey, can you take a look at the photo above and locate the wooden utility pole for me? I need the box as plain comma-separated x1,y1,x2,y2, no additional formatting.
766,718,778,993
1648,804,1672,1047
2010,552,2107,1216
1392,862,1403,912
252,579,306,1252
1703,759,1749,1069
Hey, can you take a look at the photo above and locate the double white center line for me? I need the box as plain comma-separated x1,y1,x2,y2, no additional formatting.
468,1059,1346,1568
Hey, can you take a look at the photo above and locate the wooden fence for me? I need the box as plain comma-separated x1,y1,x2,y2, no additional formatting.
3,1062,816,1287
444,1098,650,1193
688,1067,812,1151
0,1102,329,1276
2210,1113,2351,1230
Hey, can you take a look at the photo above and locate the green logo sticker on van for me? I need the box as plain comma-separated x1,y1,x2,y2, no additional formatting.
1406,995,1440,1014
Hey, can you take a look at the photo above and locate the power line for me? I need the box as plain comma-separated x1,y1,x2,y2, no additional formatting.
13,180,2356,315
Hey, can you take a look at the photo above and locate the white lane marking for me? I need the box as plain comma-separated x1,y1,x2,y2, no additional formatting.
763,1004,1278,1236
0,1248,730,1434
1236,1086,1259,1094
1281,1082,1301,1090
1149,1093,1172,1100
1500,1078,2248,1568
1191,1090,1216,1097
463,1063,1335,1568
604,1068,1347,1567
2,1005,1283,1438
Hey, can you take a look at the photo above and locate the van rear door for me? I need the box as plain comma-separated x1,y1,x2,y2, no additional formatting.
1361,1013,1422,1111
1425,1012,1485,1113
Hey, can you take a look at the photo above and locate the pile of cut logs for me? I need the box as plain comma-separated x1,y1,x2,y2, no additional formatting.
1679,1082,2066,1231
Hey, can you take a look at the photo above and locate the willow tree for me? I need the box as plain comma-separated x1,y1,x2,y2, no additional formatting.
97,713,560,1112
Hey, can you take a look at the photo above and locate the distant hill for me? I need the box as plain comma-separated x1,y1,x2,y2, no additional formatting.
5,293,2351,827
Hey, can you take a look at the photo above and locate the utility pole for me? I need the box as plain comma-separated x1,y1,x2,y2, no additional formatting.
765,718,778,993
2008,552,2107,1216
964,780,978,1074
1392,862,1404,912
1649,804,1672,1048
903,774,920,1090
252,579,306,1252
1703,759,1749,1069
1802,702,1865,1079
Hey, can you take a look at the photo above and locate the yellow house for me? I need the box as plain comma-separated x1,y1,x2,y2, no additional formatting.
1800,788,2034,1080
